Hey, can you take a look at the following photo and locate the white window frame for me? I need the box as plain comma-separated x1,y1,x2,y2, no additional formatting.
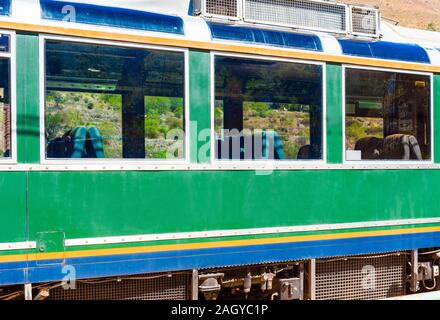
39,34,190,165
342,64,434,165
210,51,327,167
0,30,16,165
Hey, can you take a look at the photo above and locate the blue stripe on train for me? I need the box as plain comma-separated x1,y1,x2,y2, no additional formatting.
17,231,440,285
0,261,28,286
0,269,26,286
208,22,323,52
338,39,431,64
40,0,185,35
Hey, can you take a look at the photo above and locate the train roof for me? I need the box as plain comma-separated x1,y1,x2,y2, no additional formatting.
3,0,440,68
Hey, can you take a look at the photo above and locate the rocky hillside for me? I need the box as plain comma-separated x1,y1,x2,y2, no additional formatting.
347,0,440,31
348,0,440,31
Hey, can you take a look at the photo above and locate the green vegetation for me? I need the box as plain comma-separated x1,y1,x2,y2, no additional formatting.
345,116,384,150
0,108,4,156
215,101,312,160
144,96,184,159
244,102,311,159
46,91,123,158
46,91,184,159
427,22,437,31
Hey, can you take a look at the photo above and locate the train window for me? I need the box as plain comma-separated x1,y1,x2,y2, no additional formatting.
214,55,323,161
0,34,10,52
345,68,431,162
44,40,186,161
0,57,11,159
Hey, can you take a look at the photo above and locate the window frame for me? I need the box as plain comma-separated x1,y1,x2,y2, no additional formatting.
39,34,190,165
342,64,434,165
0,30,16,165
210,51,327,166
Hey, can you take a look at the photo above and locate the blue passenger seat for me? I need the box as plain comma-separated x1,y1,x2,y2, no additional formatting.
216,131,285,160
85,127,105,158
261,131,285,160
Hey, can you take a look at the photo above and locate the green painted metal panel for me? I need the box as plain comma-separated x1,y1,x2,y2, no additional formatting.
36,231,65,254
27,170,440,240
326,63,343,164
189,50,211,164
434,74,440,163
0,172,27,244
16,33,40,164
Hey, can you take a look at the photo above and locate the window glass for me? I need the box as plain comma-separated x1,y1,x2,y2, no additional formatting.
0,58,10,158
345,68,431,161
0,34,10,52
214,56,323,161
45,40,186,160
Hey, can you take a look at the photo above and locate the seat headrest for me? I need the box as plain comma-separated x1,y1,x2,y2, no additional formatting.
85,127,105,159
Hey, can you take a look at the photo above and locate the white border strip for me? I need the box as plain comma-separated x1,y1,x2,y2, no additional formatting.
0,241,36,251
1,163,440,171
65,217,440,247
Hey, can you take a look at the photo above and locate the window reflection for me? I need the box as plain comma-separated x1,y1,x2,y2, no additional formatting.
45,40,186,160
214,56,323,161
345,68,431,161
0,58,10,158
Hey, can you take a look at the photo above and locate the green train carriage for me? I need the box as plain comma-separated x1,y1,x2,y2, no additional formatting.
1,0,440,300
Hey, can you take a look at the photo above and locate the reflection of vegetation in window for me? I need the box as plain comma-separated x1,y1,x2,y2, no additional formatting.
0,58,10,158
345,116,384,151
46,93,185,159
0,103,4,155
46,91,123,158
144,96,184,159
214,100,224,135
345,69,431,161
215,56,323,161
242,102,311,160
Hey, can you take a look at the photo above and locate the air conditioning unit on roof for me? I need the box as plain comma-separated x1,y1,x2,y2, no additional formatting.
350,5,380,37
194,0,380,38
243,0,348,34
193,0,241,20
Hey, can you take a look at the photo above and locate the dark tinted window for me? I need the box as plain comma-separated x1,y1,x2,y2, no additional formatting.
345,68,431,161
45,40,186,160
214,56,323,161
0,58,10,158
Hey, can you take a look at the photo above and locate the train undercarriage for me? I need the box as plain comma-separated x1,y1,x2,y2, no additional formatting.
2,248,440,301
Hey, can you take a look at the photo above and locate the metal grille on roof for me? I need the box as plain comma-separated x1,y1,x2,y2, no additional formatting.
351,6,379,37
244,0,347,33
198,0,381,38
315,252,406,300
205,0,240,18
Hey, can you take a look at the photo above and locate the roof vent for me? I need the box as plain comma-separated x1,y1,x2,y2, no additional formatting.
194,0,380,38
350,5,380,37
193,0,241,19
243,0,347,34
